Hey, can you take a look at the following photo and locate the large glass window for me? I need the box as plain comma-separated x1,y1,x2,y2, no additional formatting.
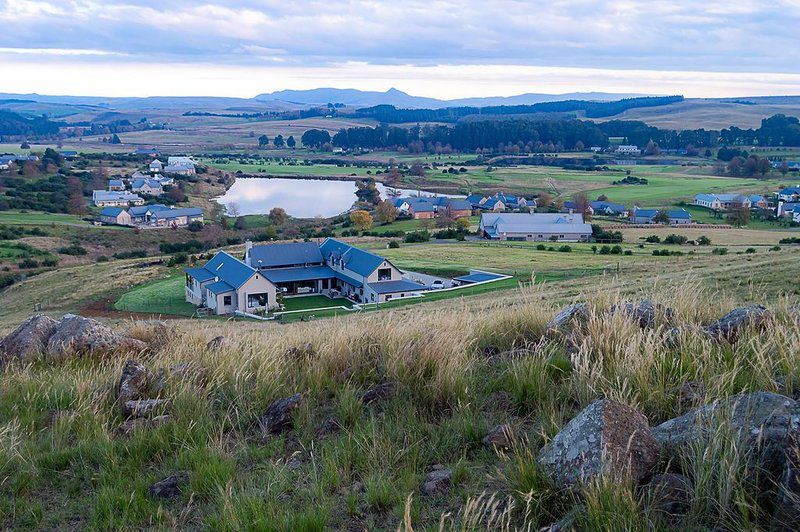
377,268,392,281
248,293,269,307
223,295,232,306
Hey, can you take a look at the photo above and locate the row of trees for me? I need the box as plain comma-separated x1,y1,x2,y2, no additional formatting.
257,134,296,149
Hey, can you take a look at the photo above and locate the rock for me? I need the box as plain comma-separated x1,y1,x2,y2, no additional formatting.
610,300,673,328
653,392,800,459
545,303,590,335
46,314,146,359
704,305,772,343
316,418,340,438
538,399,660,489
361,382,395,404
540,505,585,532
646,473,693,516
422,468,452,495
258,393,302,435
149,471,189,499
286,342,314,358
483,424,513,449
676,381,706,414
122,398,169,419
663,326,683,349
771,449,800,530
118,360,151,404
118,415,170,436
0,314,58,361
206,335,229,350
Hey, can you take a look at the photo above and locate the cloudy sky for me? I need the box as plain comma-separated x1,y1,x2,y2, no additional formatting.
2,0,800,99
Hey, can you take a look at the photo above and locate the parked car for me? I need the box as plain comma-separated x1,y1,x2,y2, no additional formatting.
430,280,445,289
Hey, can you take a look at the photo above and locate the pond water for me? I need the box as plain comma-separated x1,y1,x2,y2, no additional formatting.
215,177,454,218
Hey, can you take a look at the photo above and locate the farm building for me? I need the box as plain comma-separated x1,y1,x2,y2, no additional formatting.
631,207,692,224
479,212,592,242
92,190,145,207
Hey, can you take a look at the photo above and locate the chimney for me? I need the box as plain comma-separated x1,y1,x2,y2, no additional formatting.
245,240,253,264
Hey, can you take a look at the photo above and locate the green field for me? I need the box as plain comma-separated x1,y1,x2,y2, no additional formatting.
113,274,197,316
281,295,354,311
0,211,90,226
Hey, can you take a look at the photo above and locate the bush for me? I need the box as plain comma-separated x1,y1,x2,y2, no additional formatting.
745,247,756,254
712,247,728,255
167,253,189,266
610,245,623,255
404,231,430,243
770,246,781,252
57,244,88,256
536,244,546,251
663,234,688,245
433,228,460,239
644,235,661,243
41,257,59,267
18,258,40,269
558,245,572,252
697,235,711,245
96,255,109,262
779,237,800,244
187,220,204,232
623,249,633,255
113,250,147,259
598,245,611,255
388,240,400,249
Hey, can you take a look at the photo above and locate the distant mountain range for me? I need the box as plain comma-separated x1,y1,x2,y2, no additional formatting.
254,87,653,109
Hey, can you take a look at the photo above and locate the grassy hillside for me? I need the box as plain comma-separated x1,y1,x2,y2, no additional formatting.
1,274,798,529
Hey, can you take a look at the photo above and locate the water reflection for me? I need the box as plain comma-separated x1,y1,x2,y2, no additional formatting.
215,177,453,218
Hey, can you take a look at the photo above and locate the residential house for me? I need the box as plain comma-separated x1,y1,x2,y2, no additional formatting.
167,156,195,166
404,198,435,219
185,251,276,315
128,204,170,225
92,190,145,207
131,178,164,196
99,207,132,226
631,207,692,225
777,201,800,217
693,193,751,210
479,212,592,242
749,195,769,209
108,179,125,191
615,145,640,155
562,201,594,216
164,162,196,175
133,148,160,157
481,197,506,212
778,187,800,202
150,207,204,227
467,192,529,211
149,159,163,173
590,201,629,217
243,239,429,304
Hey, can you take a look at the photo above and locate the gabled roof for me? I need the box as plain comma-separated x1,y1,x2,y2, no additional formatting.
480,212,592,236
262,265,335,283
466,194,485,205
151,207,203,220
108,179,124,186
129,204,169,216
187,251,256,290
634,208,692,219
590,201,627,213
249,242,324,269
206,280,235,294
446,198,473,211
320,238,386,277
132,178,163,189
780,186,800,195
100,207,124,216
405,197,435,212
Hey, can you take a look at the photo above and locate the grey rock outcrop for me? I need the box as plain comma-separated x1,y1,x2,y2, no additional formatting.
610,300,673,328
46,314,146,359
118,415,170,436
538,399,660,488
118,360,152,405
0,314,58,361
258,393,302,435
704,305,772,343
545,303,590,336
149,471,189,499
361,382,395,404
422,468,452,495
122,399,169,418
206,335,229,350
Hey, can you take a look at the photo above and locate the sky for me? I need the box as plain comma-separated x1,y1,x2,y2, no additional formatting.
2,0,800,99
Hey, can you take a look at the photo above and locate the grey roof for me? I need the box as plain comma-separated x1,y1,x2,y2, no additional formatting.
368,280,428,294
320,238,386,277
453,271,505,284
263,265,334,283
100,207,124,216
151,207,203,220
481,212,592,237
633,208,692,220
206,280,235,294
187,251,255,290
249,242,324,269
129,204,169,216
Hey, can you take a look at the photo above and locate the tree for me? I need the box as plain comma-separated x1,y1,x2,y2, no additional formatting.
652,209,671,225
456,217,471,232
571,192,592,220
168,186,186,202
258,135,269,148
301,129,331,148
111,134,121,144
644,139,660,156
20,141,30,149
65,176,86,215
355,179,381,205
226,202,241,217
350,209,373,231
727,203,750,227
384,165,402,186
596,194,608,202
408,162,426,177
574,140,585,151
375,200,398,224
436,206,456,228
268,207,287,226
274,134,285,148
536,192,553,210
286,135,296,149
234,216,247,230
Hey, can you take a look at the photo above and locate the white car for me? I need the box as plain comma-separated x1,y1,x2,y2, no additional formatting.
430,280,445,289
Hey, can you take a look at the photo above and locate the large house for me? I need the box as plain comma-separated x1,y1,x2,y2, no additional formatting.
149,159,163,173
479,212,592,242
185,252,276,315
615,145,640,155
98,204,203,227
590,201,629,216
467,192,530,211
150,207,204,227
99,207,132,225
92,190,145,207
185,239,428,315
778,201,800,218
693,193,752,210
778,187,800,202
131,178,164,196
631,207,692,225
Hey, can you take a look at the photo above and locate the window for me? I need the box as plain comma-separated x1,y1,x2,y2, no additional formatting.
377,267,392,281
248,293,268,308
223,295,232,306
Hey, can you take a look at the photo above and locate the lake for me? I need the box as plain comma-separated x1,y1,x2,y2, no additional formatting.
215,177,454,218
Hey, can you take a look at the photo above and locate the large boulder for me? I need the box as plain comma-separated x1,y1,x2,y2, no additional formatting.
0,314,58,361
122,398,169,419
258,393,302,435
422,468,452,495
704,305,772,343
483,424,513,449
771,449,800,530
545,303,590,336
538,399,659,488
610,300,673,329
149,471,189,499
118,360,152,405
653,392,800,469
46,314,146,359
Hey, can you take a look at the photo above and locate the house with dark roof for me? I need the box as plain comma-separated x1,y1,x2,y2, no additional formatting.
243,238,428,303
128,204,170,225
150,207,204,227
393,196,472,219
148,159,163,172
694,193,751,210
778,187,800,202
631,207,692,224
590,201,629,217
185,251,276,315
99,207,132,226
108,179,125,191
131,178,164,196
92,190,145,207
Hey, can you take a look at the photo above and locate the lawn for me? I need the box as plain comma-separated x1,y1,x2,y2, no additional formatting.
0,211,90,226
201,159,378,177
114,274,197,316
281,295,354,311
